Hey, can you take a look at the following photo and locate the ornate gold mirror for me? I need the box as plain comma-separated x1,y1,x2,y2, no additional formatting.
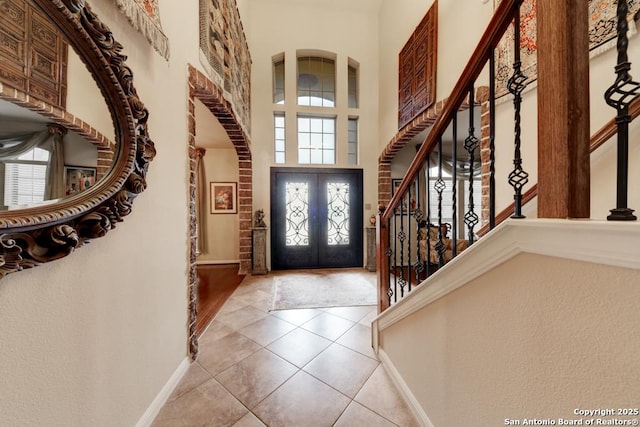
0,0,155,278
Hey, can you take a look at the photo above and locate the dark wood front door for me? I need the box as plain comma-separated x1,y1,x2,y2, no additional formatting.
270,168,363,270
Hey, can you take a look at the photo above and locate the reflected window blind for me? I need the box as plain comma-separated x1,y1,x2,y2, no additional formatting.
4,162,47,207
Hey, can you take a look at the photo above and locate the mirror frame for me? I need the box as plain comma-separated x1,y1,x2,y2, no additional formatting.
0,0,155,278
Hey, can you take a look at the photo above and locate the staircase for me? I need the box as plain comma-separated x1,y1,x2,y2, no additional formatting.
372,1,640,425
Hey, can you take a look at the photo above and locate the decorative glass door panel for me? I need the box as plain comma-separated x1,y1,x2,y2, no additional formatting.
327,182,350,245
285,182,309,246
271,168,362,270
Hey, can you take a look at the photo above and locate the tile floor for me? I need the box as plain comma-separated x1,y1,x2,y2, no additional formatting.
151,272,420,427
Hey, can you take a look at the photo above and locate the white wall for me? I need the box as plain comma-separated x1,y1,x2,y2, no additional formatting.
66,48,115,143
380,252,640,427
0,0,200,424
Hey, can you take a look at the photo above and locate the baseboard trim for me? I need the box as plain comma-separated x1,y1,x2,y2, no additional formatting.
195,260,240,265
135,357,190,427
378,349,434,427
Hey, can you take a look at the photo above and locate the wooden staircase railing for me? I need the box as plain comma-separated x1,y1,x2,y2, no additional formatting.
377,0,638,313
377,0,525,312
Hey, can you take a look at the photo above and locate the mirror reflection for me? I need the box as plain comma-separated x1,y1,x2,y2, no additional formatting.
0,0,116,211
0,99,103,210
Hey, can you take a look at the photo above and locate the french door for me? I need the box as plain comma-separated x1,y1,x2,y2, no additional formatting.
270,168,363,270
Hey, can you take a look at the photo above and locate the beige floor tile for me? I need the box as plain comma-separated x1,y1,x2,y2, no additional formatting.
216,349,298,409
266,327,332,367
151,378,247,427
336,322,378,360
252,370,350,427
270,308,324,326
303,343,379,398
199,320,235,344
217,297,250,315
167,362,213,403
231,412,266,427
215,305,269,331
324,305,377,322
300,312,356,341
334,401,397,427
197,331,262,376
232,289,274,313
238,315,297,346
355,365,420,427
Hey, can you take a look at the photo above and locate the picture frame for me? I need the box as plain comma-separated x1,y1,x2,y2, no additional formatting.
391,178,416,214
64,166,96,196
210,181,237,214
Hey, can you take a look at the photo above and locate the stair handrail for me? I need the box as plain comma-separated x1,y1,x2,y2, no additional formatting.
381,0,523,222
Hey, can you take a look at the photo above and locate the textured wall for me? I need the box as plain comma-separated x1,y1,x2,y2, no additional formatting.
380,252,640,427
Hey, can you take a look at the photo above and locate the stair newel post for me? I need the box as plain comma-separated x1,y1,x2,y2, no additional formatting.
605,0,639,221
507,8,529,219
377,205,391,312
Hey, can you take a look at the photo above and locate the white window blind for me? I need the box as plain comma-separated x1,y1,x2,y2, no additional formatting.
3,147,49,208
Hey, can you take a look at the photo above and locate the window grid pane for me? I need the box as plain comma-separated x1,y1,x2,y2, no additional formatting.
297,116,335,165
274,113,286,164
348,65,358,108
297,56,335,107
347,118,358,165
273,59,285,104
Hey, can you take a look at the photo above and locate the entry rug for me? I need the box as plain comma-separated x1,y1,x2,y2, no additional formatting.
114,0,170,60
271,269,377,310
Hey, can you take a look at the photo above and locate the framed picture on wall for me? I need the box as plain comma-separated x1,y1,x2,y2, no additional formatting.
64,166,96,196
391,178,416,214
210,182,237,214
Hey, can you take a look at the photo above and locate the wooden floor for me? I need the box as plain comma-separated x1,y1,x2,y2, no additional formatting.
196,264,246,336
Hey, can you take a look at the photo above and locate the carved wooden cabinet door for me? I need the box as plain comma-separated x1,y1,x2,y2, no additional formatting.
398,0,437,129
0,0,68,108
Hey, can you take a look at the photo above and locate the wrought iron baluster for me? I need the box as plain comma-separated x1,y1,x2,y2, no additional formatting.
412,177,424,286
398,203,407,298
407,184,413,292
425,159,432,277
605,0,639,221
464,86,479,244
489,49,497,228
452,113,458,256
507,9,529,219
435,137,446,266
385,214,394,305
392,214,398,303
